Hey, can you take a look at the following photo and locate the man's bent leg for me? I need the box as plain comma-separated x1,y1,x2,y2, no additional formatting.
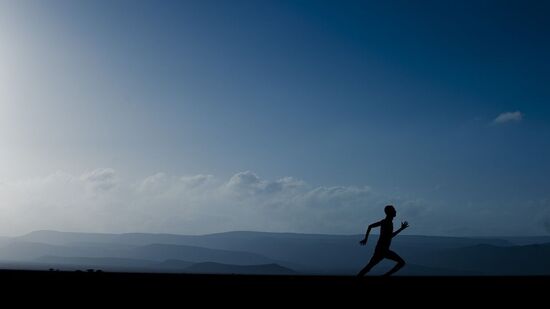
382,250,405,276
357,253,383,277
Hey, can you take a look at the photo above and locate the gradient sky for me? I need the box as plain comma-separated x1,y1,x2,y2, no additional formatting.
0,0,549,236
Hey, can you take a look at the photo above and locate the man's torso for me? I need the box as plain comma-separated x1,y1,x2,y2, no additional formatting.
376,218,393,251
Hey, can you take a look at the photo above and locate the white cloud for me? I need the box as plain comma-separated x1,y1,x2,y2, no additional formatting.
81,168,117,194
180,174,215,189
138,172,170,193
0,169,427,236
492,111,523,125
225,171,306,195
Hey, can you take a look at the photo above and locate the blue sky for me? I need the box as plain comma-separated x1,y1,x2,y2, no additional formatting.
0,0,549,236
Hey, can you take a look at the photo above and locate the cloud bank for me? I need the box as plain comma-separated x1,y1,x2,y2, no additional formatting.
0,169,428,236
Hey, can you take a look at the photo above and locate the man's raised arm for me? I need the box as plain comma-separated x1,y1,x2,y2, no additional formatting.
359,221,382,245
392,221,409,238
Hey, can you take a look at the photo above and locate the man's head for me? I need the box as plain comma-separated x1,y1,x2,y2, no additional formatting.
384,205,396,218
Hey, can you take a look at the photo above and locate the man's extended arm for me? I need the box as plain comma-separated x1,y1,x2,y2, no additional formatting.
392,221,409,238
359,221,382,245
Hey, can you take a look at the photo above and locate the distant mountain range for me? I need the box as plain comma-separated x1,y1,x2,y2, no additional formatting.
0,230,548,275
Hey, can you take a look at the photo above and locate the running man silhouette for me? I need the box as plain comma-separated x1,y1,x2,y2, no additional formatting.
357,205,409,276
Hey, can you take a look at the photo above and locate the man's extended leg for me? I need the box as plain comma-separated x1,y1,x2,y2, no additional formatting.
357,253,383,277
382,250,405,276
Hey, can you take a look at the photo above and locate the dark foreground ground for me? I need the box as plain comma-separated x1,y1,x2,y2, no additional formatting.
1,269,546,305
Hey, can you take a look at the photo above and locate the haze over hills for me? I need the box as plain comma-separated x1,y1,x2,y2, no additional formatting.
184,262,296,275
0,230,549,275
